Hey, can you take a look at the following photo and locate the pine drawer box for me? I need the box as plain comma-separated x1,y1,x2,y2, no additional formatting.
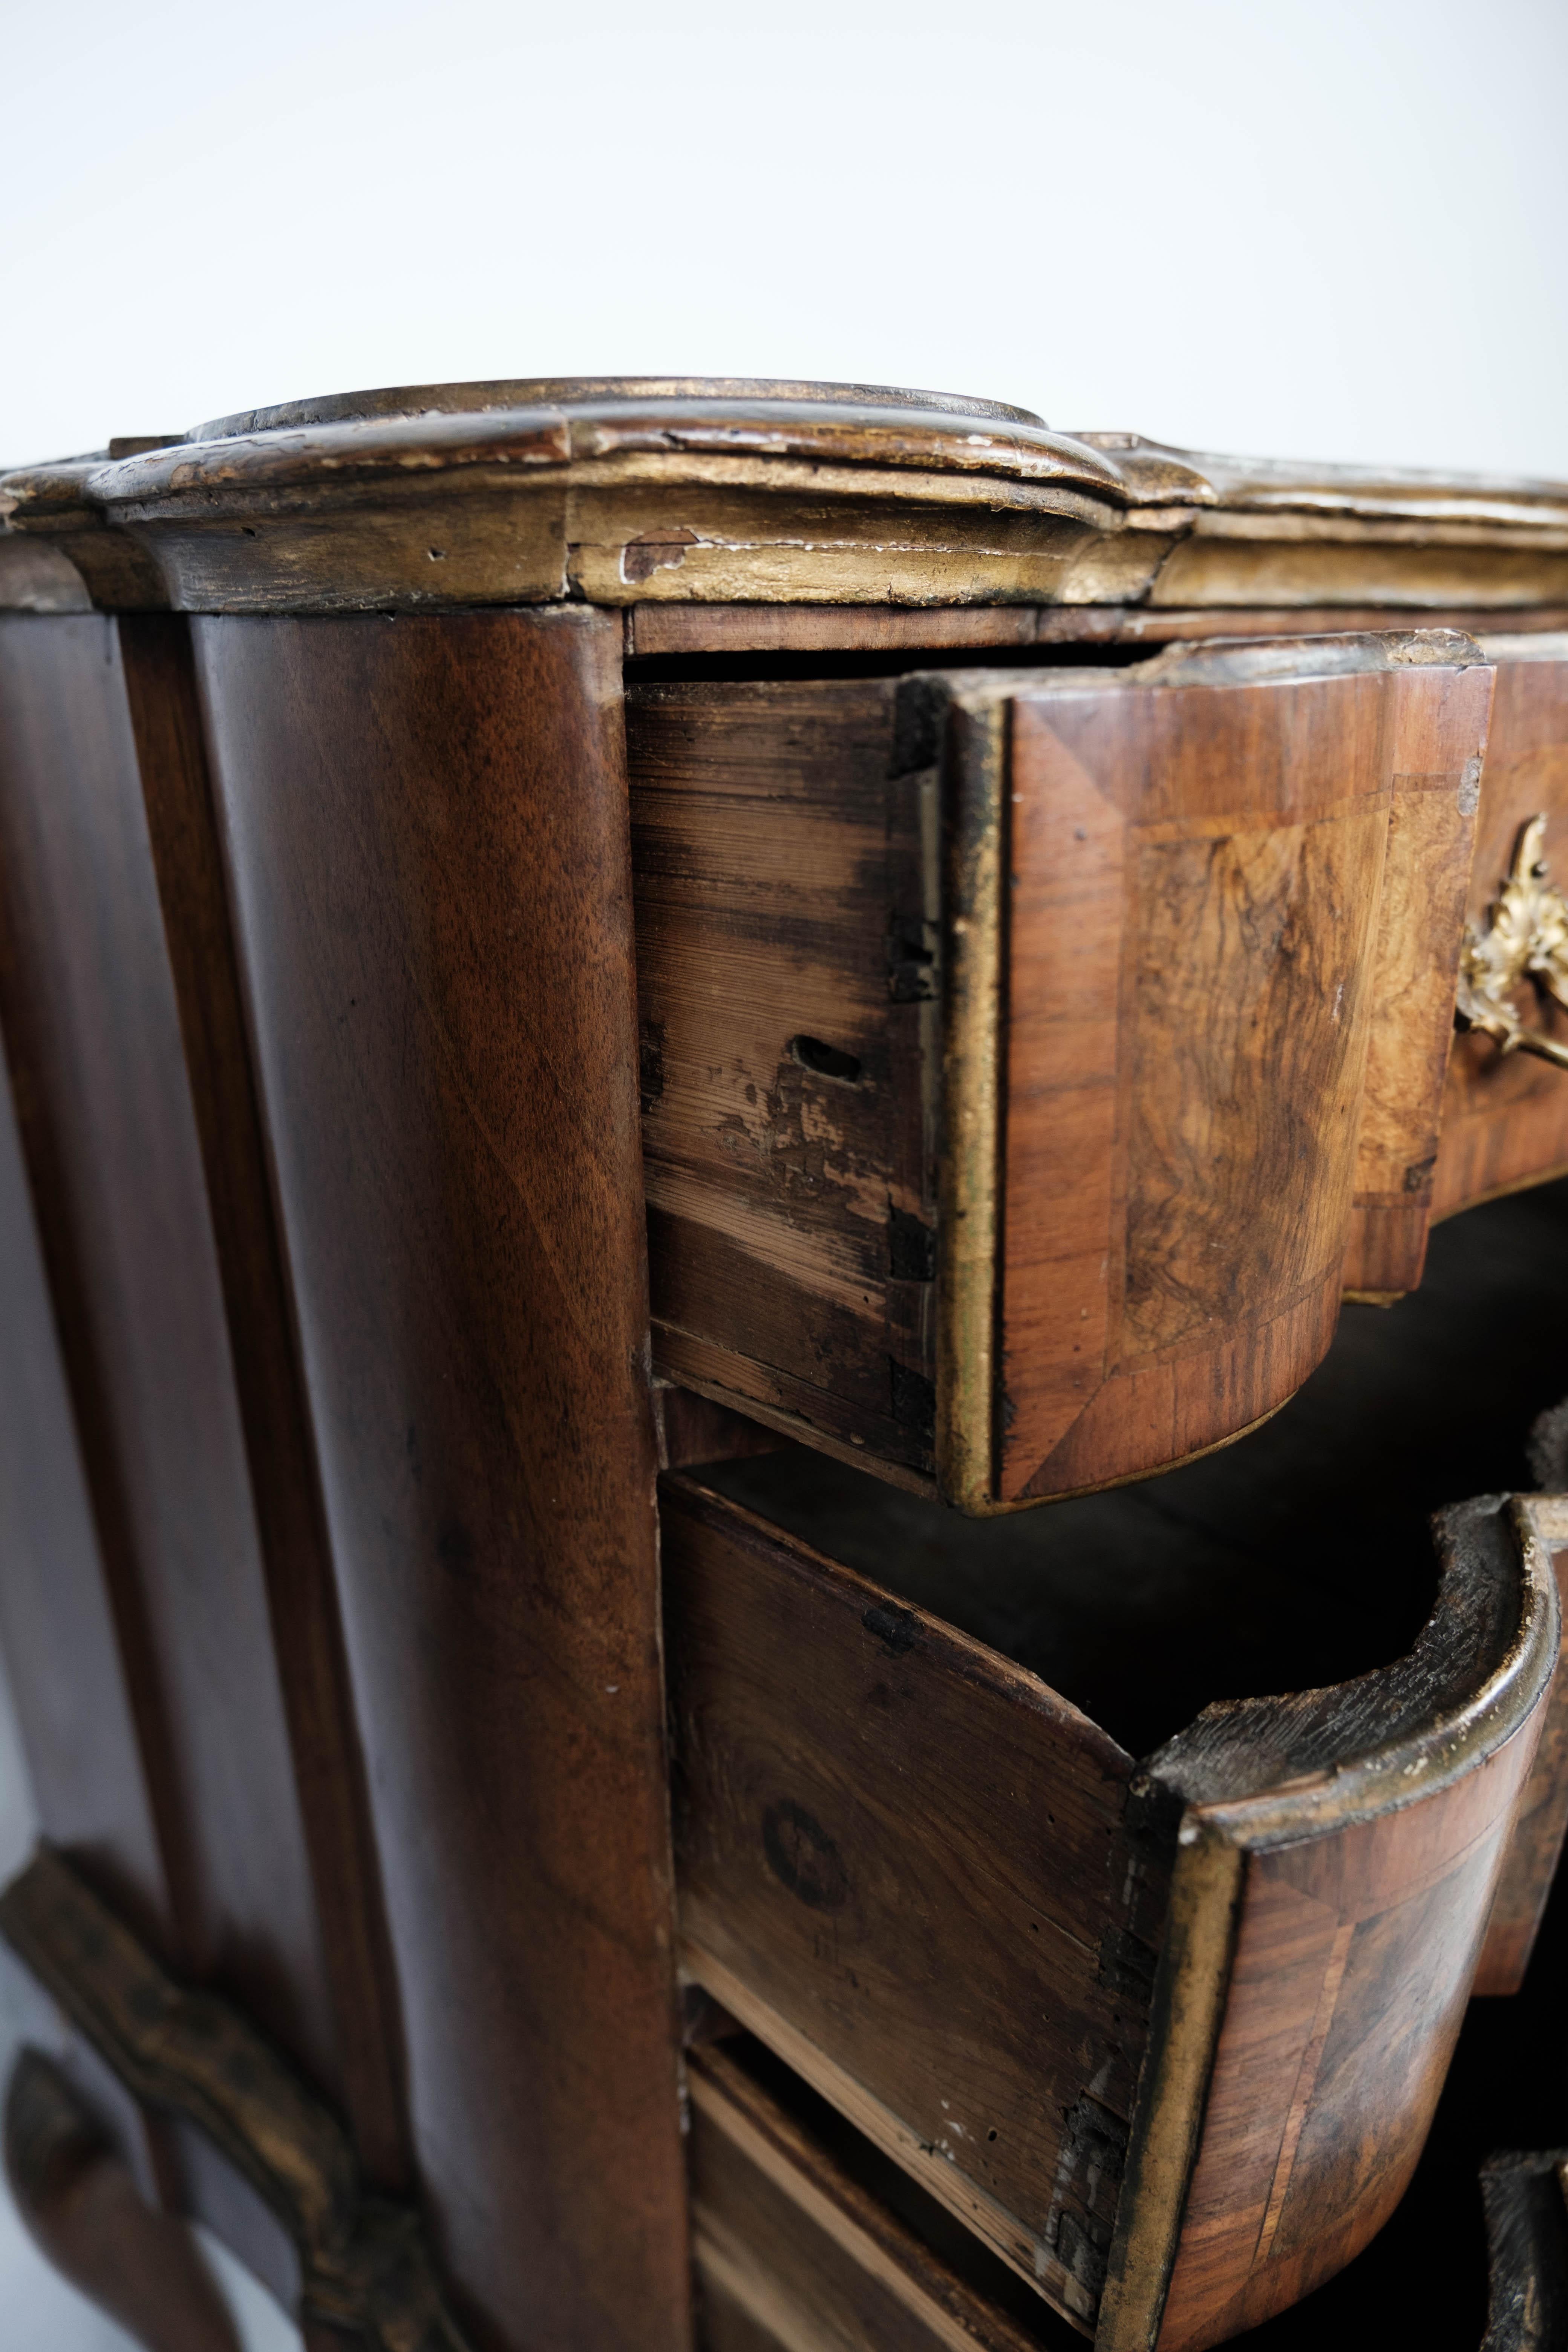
631,633,1494,1510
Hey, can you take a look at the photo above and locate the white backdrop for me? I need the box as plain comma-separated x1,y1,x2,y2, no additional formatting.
3,0,1566,476
0,0,1565,2342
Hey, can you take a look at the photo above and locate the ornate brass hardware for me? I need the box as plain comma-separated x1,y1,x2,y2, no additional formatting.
0,1847,474,2351
1456,814,1568,1069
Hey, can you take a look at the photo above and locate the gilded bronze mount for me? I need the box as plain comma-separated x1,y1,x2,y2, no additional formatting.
1457,814,1568,1069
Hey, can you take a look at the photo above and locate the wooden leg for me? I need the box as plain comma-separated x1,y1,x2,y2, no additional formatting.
4,2046,240,2352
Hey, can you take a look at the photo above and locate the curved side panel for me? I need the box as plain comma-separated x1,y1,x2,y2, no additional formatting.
0,989,167,1948
0,614,338,2093
1107,1493,1559,2352
191,607,690,2352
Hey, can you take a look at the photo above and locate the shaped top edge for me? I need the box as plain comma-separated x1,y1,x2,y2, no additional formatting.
188,377,1049,438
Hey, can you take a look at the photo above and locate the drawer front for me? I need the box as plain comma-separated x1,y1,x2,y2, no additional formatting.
633,639,1491,1514
961,641,1491,1508
664,1473,1555,2349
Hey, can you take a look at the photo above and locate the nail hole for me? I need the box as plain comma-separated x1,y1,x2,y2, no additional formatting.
790,1035,862,1083
428,547,447,561
240,525,257,537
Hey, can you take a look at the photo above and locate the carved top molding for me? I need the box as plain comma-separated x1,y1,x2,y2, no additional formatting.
4,381,1568,616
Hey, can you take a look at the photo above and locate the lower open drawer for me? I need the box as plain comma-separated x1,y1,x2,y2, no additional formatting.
663,1186,1568,2348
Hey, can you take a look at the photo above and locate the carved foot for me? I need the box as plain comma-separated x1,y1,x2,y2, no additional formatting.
4,2046,241,2352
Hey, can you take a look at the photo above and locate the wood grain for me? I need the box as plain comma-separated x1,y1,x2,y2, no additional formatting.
686,2044,1058,2352
625,603,1568,662
11,389,1568,617
635,641,1491,1512
630,680,937,1471
191,605,690,2352
120,612,410,2190
1341,651,1493,1296
0,1007,168,1954
0,614,341,2095
993,645,1408,1505
662,1472,1156,2328
1478,2150,1568,2351
1432,640,1568,1223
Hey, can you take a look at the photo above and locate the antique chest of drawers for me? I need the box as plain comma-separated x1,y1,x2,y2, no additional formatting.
3,381,1568,2352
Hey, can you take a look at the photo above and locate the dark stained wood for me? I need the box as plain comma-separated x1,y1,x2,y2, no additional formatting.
686,2043,1060,2352
1476,1479,1568,1997
1432,640,1568,1223
1478,2151,1568,2351
698,2283,787,2352
0,1014,169,1952
654,1386,786,1472
626,604,1568,662
665,1463,1554,2350
629,605,1047,659
190,605,690,2352
631,680,937,1471
4,2047,240,2352
0,1848,474,2349
119,611,410,2192
0,615,341,2097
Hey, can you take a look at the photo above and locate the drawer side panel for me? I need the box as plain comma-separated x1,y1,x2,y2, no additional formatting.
663,1473,1156,2328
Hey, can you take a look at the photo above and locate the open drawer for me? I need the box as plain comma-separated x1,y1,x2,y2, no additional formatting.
662,1184,1568,2347
632,632,1494,1510
667,1475,1550,2350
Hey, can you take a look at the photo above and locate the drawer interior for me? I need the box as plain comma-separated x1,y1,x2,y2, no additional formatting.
691,1175,1568,1757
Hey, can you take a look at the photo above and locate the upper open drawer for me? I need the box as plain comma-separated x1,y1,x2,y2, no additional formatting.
632,632,1493,1510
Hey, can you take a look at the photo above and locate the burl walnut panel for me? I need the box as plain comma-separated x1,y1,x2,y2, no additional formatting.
977,639,1488,1506
192,607,690,2352
1340,657,1493,1296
